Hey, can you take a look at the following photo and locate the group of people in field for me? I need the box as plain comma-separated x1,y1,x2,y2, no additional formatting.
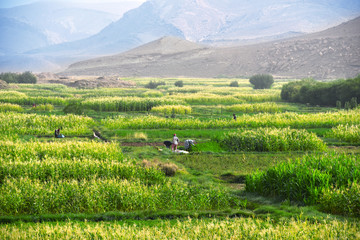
164,134,196,152
166,114,236,152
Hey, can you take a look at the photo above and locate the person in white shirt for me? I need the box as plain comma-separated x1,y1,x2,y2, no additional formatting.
172,134,179,151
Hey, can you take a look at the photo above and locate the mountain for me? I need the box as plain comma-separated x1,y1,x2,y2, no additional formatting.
0,2,120,51
61,16,360,79
2,0,360,72
0,16,50,54
0,1,136,72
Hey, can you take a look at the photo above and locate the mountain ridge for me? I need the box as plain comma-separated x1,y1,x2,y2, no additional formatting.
61,16,360,79
1,0,360,72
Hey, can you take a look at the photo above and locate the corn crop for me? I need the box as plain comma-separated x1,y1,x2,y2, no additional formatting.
0,177,243,215
0,140,123,162
0,103,23,112
0,158,165,184
1,218,359,239
81,97,184,112
246,153,360,206
151,105,192,115
327,124,360,143
0,90,69,105
222,127,326,152
102,110,360,130
224,102,281,113
319,181,360,217
31,103,54,111
0,112,94,136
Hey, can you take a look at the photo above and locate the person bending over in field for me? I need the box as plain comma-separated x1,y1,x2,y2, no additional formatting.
172,134,179,151
184,139,196,151
55,128,65,138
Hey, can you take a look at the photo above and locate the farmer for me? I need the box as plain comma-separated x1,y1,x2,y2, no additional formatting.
184,139,196,150
233,113,237,120
172,134,179,151
55,128,65,138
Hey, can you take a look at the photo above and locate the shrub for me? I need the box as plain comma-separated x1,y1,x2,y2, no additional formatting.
249,74,274,89
229,81,239,87
145,81,165,89
175,80,184,87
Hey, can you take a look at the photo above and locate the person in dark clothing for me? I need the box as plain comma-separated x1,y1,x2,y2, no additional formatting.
233,113,237,120
55,128,65,138
163,141,172,148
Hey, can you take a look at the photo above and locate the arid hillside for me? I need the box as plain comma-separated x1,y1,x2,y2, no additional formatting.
61,17,360,79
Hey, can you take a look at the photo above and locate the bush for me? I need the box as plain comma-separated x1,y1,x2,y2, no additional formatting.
229,81,239,87
145,81,165,89
249,74,274,89
174,80,184,87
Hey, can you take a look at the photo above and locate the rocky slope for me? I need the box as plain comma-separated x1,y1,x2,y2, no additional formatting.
61,17,360,79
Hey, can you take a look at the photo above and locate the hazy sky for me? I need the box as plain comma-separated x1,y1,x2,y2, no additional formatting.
0,0,147,8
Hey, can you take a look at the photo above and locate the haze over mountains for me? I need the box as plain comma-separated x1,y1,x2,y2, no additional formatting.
1,0,360,77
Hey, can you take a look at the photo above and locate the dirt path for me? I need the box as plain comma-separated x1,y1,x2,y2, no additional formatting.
120,142,166,147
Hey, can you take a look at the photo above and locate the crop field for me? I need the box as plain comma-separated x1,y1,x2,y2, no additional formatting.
0,77,359,238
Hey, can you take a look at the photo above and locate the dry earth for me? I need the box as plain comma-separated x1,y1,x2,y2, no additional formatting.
37,73,136,88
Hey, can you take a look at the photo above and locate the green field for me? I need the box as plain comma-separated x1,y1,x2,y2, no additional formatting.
0,77,359,239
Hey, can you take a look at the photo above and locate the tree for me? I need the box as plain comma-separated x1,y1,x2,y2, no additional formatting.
18,71,37,83
249,74,274,89
0,71,37,84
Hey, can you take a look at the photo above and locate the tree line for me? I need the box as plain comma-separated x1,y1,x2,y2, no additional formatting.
0,72,37,84
281,75,360,108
